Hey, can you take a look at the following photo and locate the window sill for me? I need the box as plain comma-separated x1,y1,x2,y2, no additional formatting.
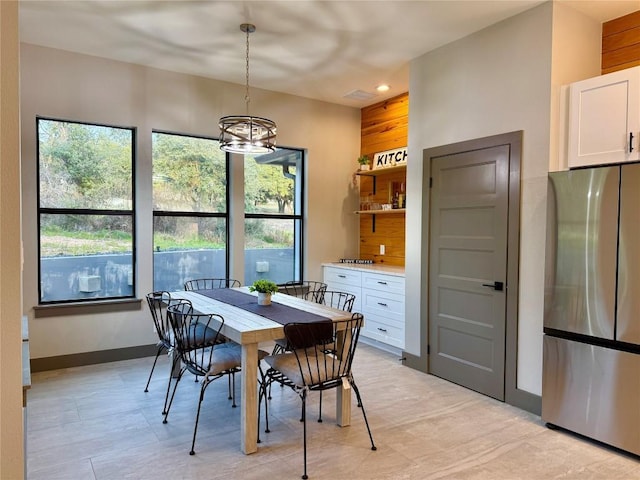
34,298,143,318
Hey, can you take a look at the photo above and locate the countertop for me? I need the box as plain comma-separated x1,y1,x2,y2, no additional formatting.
322,262,405,277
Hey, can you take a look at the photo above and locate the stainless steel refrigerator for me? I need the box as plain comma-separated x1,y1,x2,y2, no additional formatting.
543,164,640,456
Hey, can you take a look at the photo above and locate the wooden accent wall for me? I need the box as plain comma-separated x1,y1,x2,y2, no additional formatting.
602,10,640,74
359,93,408,266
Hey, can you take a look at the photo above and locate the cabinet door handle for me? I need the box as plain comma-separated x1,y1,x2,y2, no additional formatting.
337,274,346,278
377,302,388,307
377,281,387,285
377,327,387,333
630,132,635,153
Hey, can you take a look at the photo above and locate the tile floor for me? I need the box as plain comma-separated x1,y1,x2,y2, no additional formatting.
26,344,639,479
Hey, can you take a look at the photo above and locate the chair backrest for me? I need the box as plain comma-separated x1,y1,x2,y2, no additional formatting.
283,280,327,302
184,278,241,290
167,301,225,376
284,313,364,390
146,291,175,345
311,290,355,312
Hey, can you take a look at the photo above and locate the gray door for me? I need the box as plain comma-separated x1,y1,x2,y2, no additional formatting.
428,143,509,400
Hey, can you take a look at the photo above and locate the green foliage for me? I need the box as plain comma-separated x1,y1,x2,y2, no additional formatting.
248,279,279,294
152,132,227,212
357,155,369,165
244,154,297,214
38,120,132,209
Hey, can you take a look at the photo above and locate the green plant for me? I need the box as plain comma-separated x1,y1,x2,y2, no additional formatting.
357,155,369,165
248,279,279,294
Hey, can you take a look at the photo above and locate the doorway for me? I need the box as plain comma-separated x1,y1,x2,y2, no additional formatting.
425,131,521,402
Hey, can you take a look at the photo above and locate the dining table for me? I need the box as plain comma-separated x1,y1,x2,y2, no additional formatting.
170,286,355,454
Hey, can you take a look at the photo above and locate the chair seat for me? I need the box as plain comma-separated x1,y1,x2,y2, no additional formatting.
182,322,218,349
203,343,243,377
264,350,341,387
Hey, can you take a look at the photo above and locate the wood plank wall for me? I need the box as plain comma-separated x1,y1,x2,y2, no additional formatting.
602,10,640,74
359,92,408,266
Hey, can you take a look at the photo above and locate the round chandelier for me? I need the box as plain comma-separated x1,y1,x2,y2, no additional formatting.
219,24,277,154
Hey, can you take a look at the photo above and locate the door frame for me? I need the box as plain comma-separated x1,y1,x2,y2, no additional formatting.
413,131,537,413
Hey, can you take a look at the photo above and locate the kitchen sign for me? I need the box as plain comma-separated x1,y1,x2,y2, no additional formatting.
373,147,407,170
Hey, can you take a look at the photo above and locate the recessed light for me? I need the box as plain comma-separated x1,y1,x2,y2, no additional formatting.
376,84,390,92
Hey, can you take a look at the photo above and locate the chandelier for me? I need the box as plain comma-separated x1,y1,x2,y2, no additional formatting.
219,23,277,154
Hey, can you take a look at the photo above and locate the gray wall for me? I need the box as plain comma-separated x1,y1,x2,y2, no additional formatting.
405,2,602,396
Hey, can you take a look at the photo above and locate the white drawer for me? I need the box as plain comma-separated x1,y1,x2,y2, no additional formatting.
362,289,404,318
362,271,405,295
362,313,404,349
323,266,362,287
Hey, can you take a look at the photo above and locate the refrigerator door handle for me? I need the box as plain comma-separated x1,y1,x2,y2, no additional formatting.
481,281,504,291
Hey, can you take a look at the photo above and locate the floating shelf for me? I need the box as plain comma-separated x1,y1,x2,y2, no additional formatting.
355,208,406,215
355,164,406,177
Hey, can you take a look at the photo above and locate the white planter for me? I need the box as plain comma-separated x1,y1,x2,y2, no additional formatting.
359,164,370,171
257,292,272,305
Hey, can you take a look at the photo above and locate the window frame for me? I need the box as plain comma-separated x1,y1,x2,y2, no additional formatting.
244,146,305,284
36,116,137,305
151,130,231,291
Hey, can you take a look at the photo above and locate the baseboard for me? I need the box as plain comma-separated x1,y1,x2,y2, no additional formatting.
402,351,426,372
30,344,157,372
507,386,542,416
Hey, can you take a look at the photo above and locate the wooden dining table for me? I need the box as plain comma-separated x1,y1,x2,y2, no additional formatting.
170,287,355,454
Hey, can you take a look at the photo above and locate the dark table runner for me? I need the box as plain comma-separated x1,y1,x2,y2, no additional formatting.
195,289,331,325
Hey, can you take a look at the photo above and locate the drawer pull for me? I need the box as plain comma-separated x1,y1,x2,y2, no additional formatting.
377,302,388,307
377,327,388,333
338,274,346,278
377,281,388,285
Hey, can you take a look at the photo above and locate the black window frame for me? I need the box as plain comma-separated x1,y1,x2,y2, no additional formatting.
244,146,305,284
36,116,137,305
151,130,231,291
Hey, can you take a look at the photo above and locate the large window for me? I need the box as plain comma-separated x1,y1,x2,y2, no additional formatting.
244,148,304,285
37,118,135,303
152,132,228,291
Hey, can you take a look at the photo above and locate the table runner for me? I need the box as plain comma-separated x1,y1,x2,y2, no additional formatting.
194,289,330,325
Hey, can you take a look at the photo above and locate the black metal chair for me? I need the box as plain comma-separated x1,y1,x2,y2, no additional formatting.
145,291,186,417
184,278,241,290
163,300,243,455
272,281,328,356
311,290,356,312
281,280,327,302
258,313,376,479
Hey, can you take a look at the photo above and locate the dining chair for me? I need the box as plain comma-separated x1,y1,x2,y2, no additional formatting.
184,278,241,290
272,281,328,356
163,300,243,455
258,313,376,479
311,290,356,312
184,277,241,351
144,291,173,393
281,280,327,302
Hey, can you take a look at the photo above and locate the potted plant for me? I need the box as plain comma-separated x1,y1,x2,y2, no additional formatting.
249,279,279,305
357,155,370,171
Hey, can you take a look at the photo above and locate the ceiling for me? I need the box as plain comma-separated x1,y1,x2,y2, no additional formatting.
19,0,640,108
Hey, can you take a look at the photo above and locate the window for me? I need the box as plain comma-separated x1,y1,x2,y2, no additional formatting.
37,118,135,303
244,148,304,285
152,132,228,291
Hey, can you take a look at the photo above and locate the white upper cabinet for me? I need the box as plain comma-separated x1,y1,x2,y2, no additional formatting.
568,66,640,168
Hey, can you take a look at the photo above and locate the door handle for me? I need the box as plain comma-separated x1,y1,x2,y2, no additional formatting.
481,281,504,291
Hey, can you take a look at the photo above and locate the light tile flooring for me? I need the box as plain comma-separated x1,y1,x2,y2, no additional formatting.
27,344,639,479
